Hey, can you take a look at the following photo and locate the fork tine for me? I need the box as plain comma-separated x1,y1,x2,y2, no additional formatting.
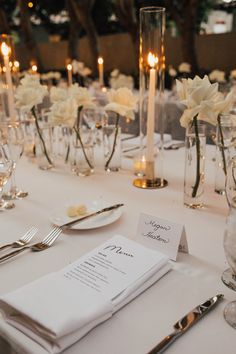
22,227,38,242
42,227,62,246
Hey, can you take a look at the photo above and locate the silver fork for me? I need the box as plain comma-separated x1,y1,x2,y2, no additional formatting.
0,227,62,263
0,227,38,251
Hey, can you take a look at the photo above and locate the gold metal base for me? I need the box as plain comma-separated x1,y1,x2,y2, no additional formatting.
133,177,168,189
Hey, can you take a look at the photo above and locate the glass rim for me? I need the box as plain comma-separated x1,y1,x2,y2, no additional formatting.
139,6,165,14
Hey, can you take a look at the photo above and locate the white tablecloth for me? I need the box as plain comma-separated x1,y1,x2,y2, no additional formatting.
0,146,235,354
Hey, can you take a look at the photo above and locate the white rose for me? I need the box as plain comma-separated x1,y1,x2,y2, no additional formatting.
50,86,68,103
105,87,138,120
20,74,42,88
177,75,229,128
68,84,95,109
169,67,177,77
230,70,236,79
15,84,48,112
209,70,225,83
110,69,119,78
178,62,191,73
48,98,77,127
110,74,134,90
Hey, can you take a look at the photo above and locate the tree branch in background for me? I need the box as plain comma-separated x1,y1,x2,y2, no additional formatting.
69,0,99,74
165,0,199,73
0,1,10,34
17,0,44,71
115,0,138,73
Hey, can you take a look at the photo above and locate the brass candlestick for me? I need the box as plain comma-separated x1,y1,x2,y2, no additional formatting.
133,160,168,189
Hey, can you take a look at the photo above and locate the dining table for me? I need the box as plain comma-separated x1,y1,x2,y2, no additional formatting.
0,143,236,354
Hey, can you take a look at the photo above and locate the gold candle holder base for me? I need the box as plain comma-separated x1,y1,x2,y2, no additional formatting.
133,177,168,189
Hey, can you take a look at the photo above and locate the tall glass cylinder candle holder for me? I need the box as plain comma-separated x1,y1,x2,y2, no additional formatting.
0,34,17,121
133,6,167,189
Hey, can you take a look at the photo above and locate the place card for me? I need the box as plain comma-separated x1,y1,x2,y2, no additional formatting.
136,213,189,261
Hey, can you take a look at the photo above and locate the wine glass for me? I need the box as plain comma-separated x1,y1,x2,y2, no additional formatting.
0,120,28,200
0,144,14,210
221,155,236,328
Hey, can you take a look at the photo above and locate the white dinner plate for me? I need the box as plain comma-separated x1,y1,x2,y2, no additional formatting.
49,200,123,230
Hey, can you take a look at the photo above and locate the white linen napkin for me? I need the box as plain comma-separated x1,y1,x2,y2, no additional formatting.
0,235,171,354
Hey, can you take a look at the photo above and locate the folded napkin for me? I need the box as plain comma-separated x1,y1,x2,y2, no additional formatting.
0,235,171,354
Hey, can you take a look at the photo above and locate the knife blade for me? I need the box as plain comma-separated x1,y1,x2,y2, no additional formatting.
147,294,224,354
60,203,124,229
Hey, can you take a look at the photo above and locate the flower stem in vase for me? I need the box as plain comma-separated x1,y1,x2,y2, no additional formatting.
32,107,53,166
217,114,227,175
74,107,93,170
192,116,201,198
105,113,120,170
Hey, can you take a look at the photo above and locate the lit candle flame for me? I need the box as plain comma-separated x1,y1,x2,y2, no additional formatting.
1,42,11,57
14,60,20,68
32,64,37,72
98,57,103,65
147,52,158,68
67,63,72,71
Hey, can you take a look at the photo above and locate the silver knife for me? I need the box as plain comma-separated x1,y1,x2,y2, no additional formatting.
60,203,124,229
147,294,224,354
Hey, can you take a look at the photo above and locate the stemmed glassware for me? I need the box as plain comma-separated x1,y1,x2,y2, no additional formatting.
0,120,28,200
0,144,14,210
221,155,236,328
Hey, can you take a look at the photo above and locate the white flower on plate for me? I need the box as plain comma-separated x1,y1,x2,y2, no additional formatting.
230,70,236,79
68,84,95,109
109,74,134,90
176,75,233,128
15,74,48,112
50,86,68,103
169,66,177,77
105,87,138,120
209,69,225,83
178,62,191,73
48,98,77,127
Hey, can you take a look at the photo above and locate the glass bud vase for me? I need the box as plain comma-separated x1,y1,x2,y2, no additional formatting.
215,114,235,195
184,122,206,209
35,123,53,170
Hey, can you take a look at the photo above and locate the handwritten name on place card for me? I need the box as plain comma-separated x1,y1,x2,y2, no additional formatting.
136,213,188,261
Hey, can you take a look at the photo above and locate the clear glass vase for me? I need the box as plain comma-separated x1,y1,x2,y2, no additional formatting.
70,126,94,177
35,124,53,170
215,114,236,195
184,122,206,209
103,124,121,172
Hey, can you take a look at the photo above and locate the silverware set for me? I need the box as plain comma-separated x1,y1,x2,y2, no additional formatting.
0,203,124,264
0,226,61,263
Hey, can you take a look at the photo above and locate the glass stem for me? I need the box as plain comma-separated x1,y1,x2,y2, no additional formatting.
9,166,17,194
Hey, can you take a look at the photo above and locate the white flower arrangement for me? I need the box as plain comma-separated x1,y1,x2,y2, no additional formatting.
109,69,134,90
72,60,92,77
168,66,177,77
230,69,236,80
41,72,61,81
176,75,234,197
176,75,233,128
104,87,138,169
15,74,48,112
209,69,225,83
178,62,191,73
48,84,96,168
15,74,51,165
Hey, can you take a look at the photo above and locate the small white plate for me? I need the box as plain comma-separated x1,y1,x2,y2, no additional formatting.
49,200,123,230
